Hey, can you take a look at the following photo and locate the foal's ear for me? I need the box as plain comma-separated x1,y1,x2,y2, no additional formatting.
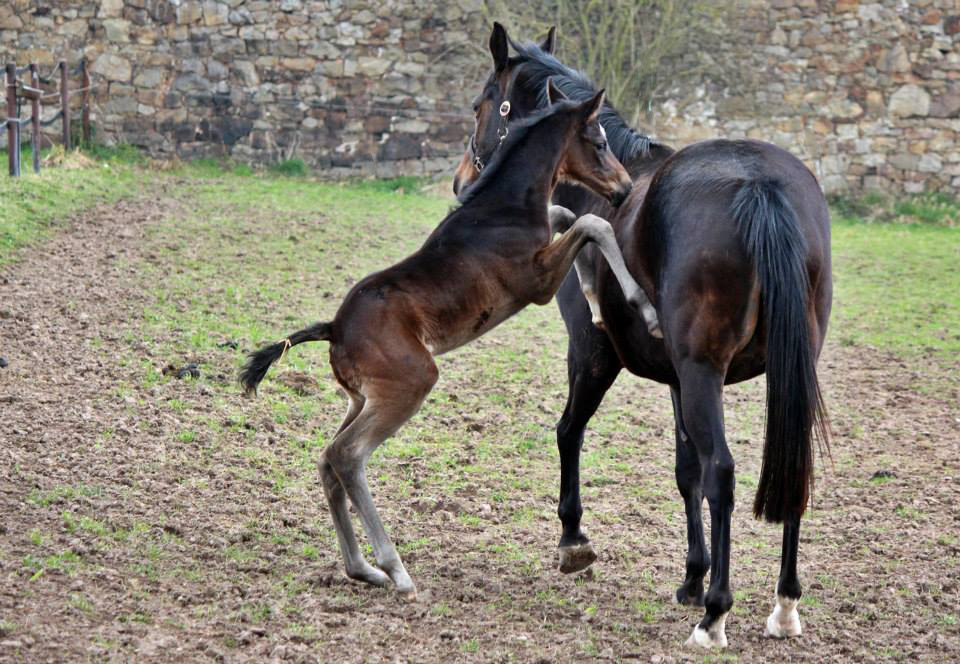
490,22,509,72
579,89,606,123
546,78,568,105
540,26,557,54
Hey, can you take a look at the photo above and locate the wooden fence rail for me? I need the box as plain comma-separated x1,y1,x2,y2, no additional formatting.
2,59,96,177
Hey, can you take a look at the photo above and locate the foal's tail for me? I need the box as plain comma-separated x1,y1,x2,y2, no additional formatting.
731,179,828,523
239,321,333,396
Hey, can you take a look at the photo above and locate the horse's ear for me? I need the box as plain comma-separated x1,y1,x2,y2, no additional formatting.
490,22,509,72
546,78,568,105
540,26,557,54
579,89,605,123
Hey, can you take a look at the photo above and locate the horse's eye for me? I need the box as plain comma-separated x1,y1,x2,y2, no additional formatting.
596,141,607,152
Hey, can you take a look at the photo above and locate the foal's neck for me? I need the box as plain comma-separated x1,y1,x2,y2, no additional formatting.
481,118,568,213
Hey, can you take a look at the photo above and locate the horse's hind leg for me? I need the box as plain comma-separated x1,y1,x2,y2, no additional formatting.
765,515,803,638
676,362,735,649
556,324,620,573
319,393,391,588
324,367,437,601
670,386,709,606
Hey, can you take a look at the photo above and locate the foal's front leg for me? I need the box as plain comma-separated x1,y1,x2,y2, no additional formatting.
537,213,660,337
549,206,606,330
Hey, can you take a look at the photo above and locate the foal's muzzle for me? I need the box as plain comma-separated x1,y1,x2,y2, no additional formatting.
609,182,632,208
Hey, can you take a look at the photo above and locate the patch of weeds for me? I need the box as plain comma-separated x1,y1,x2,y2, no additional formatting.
269,158,309,177
632,599,662,623
431,602,451,617
461,638,480,654
28,529,45,547
28,485,102,508
23,550,83,579
176,430,197,443
69,593,95,614
894,506,921,520
869,474,895,486
939,614,957,627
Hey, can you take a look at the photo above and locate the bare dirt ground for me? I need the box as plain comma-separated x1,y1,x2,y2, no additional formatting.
1,185,958,663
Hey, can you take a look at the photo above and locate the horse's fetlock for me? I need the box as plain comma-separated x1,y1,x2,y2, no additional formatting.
704,588,734,617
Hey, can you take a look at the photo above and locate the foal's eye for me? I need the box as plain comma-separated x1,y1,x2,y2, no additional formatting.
595,141,607,152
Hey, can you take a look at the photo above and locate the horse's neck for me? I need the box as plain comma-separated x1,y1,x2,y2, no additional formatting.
479,121,567,214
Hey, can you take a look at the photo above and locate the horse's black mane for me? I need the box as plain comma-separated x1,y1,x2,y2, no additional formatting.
456,100,577,207
509,40,663,166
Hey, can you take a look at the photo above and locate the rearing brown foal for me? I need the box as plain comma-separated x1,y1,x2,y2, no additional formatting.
240,87,657,600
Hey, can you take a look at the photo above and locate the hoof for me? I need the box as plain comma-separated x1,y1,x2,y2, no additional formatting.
685,613,728,649
558,543,597,574
675,585,705,607
397,586,418,603
765,595,802,638
346,563,391,588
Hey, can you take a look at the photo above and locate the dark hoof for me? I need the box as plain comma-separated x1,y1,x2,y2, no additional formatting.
558,543,597,574
676,583,705,606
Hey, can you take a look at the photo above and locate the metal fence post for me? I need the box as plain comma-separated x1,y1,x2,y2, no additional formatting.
60,60,70,150
81,58,90,147
6,63,16,177
30,63,40,174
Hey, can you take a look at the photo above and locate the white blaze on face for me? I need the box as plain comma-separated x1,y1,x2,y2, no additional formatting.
599,124,607,144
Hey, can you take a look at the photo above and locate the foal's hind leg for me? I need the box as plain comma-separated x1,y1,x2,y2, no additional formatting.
670,386,710,606
555,322,621,573
324,368,437,601
319,394,391,588
765,515,803,638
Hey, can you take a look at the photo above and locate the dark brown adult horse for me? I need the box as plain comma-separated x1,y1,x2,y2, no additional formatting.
456,24,832,649
239,91,654,602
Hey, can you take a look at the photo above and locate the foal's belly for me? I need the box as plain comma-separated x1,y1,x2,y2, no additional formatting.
423,297,524,356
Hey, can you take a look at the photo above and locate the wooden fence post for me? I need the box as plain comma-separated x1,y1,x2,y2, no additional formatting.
30,63,40,174
81,58,90,147
60,60,70,150
6,63,16,177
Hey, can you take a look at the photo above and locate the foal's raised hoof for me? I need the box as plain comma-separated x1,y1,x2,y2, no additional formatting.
558,542,597,574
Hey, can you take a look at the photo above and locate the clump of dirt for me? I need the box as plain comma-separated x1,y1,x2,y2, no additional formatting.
275,371,319,395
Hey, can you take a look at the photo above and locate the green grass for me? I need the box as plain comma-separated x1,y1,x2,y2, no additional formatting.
269,158,309,177
829,216,959,357
0,146,141,262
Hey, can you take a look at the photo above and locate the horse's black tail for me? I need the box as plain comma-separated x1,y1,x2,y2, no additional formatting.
239,321,333,396
731,178,828,523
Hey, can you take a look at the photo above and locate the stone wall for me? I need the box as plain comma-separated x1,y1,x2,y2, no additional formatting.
0,0,486,178
1,1,958,193
650,0,960,194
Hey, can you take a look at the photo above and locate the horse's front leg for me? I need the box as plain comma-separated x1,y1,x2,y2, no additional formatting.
536,214,660,337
